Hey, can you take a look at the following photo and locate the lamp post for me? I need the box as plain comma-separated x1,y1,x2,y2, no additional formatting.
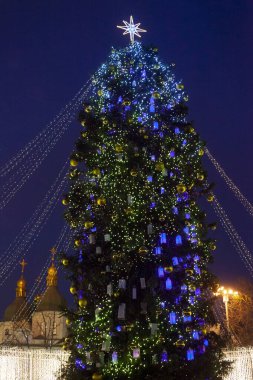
214,286,239,332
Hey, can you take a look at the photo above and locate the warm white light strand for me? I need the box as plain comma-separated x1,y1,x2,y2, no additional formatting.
206,148,253,218
0,163,69,283
0,347,69,380
0,79,92,178
0,346,252,380
0,88,90,210
212,195,253,276
0,161,68,267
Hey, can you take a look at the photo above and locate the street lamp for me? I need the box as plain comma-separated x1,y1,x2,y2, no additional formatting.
214,286,239,332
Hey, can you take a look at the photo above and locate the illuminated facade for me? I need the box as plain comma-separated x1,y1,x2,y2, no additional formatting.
0,258,67,348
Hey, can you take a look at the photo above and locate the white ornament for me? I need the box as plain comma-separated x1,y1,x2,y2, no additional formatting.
133,348,140,358
118,303,126,320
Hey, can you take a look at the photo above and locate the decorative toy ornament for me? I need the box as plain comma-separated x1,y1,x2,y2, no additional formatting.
70,159,78,167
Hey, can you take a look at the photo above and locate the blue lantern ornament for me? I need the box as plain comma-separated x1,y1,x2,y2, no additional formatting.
155,246,162,255
153,121,159,130
160,233,167,244
172,257,179,266
204,339,209,347
176,235,182,245
166,277,172,290
161,350,168,362
75,359,86,370
158,267,164,278
183,314,192,323
187,348,194,361
193,331,199,340
172,206,178,214
169,312,176,324
150,104,155,113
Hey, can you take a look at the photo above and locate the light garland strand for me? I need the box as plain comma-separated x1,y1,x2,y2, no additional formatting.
206,148,253,218
0,78,92,178
0,162,69,284
212,195,253,276
0,81,92,210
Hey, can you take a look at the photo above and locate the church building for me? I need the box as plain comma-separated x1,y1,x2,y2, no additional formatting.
0,251,68,347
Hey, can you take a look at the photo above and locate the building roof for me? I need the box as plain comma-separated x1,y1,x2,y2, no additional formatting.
36,286,66,312
3,297,29,321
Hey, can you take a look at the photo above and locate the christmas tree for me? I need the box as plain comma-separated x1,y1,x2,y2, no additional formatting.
60,18,229,380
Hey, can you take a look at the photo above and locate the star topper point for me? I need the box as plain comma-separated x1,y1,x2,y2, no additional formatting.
117,15,147,44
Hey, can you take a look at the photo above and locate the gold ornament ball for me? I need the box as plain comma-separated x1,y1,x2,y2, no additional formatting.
185,269,194,275
175,339,185,347
138,246,148,255
164,266,173,273
81,131,87,138
62,198,68,206
74,239,81,247
78,298,87,308
70,286,77,294
198,148,205,156
66,318,71,326
92,168,100,176
177,184,186,193
122,99,131,106
197,173,204,181
207,194,214,202
130,169,138,177
97,197,106,206
115,144,123,153
92,373,103,380
84,105,92,113
62,258,69,266
84,221,94,229
80,120,86,127
97,89,103,96
155,162,165,171
70,159,78,167
176,83,184,90
152,91,160,99
210,243,216,251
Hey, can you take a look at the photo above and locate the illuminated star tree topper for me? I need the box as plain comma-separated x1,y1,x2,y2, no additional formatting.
117,15,147,44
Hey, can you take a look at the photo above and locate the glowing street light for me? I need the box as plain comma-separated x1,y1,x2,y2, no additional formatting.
214,286,239,332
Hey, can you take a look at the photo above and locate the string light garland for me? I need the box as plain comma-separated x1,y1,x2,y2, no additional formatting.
0,161,69,285
0,79,92,178
0,81,92,210
212,195,253,277
0,346,250,380
206,148,253,218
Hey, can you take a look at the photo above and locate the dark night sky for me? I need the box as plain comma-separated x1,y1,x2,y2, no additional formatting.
0,0,253,317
